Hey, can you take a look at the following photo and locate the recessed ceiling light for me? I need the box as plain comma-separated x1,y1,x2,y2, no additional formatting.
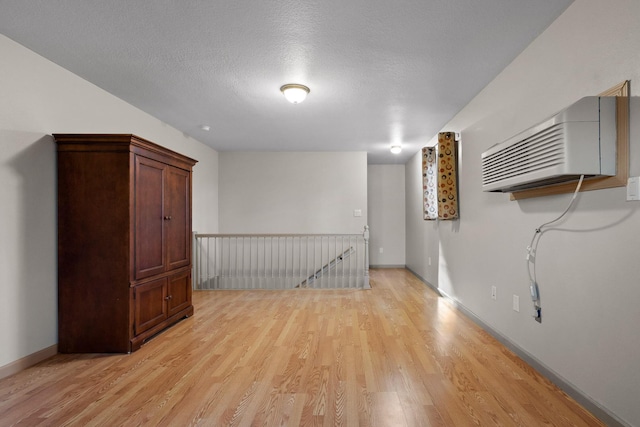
390,144,402,154
280,84,310,104
200,125,211,131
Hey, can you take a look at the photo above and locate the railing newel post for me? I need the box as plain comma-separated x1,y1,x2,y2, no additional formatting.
363,225,370,289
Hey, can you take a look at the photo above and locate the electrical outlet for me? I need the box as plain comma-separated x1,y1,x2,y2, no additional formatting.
513,295,520,312
379,247,383,254
428,257,432,266
491,286,497,300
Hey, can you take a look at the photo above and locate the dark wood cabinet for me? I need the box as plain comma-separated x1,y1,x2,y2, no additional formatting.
55,134,197,353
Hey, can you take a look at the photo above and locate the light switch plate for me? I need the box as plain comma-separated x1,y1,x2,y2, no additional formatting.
627,177,640,201
353,209,362,217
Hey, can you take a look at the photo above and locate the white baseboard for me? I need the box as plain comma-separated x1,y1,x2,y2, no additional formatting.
404,266,629,427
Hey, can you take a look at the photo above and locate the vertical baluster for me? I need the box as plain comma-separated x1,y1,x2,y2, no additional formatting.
195,235,200,289
195,235,199,289
321,236,324,288
222,237,226,285
327,236,330,289
318,236,321,287
196,235,201,289
347,236,355,287
234,236,238,289
345,236,349,288
204,236,208,289
335,235,339,288
340,236,344,288
232,237,235,289
268,236,272,284
236,237,239,288
216,237,219,285
256,236,265,288
354,235,358,288
214,236,217,287
224,237,228,287
215,236,219,288
363,226,370,289
211,236,215,288
298,236,301,286
205,236,210,289
284,237,287,288
257,236,260,289
328,235,332,288
227,237,231,286
288,236,292,288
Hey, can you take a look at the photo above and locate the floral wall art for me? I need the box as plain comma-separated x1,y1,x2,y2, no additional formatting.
422,132,459,220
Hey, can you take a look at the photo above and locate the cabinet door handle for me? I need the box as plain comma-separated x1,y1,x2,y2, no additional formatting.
164,295,173,300
163,215,172,220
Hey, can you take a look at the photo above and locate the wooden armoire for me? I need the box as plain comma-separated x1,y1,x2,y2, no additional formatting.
55,134,197,353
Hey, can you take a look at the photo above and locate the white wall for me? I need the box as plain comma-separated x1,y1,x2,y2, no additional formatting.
405,156,439,286
0,35,219,369
367,165,405,266
406,1,640,425
219,152,367,234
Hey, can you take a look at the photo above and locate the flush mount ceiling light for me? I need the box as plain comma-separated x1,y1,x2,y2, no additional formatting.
280,84,310,104
390,144,402,154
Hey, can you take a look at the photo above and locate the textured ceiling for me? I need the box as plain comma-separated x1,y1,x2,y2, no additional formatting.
0,0,572,163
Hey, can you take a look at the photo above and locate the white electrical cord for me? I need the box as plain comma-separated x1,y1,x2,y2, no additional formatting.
526,175,584,320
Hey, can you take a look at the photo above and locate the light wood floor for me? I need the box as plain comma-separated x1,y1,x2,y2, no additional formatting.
0,269,603,426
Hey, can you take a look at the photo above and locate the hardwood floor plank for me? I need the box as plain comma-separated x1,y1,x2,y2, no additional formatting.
0,268,605,426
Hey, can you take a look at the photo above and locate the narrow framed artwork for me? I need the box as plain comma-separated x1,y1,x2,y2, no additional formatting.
422,147,438,220
437,132,459,220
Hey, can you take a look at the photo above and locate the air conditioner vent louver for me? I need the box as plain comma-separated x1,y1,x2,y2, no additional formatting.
481,97,616,193
482,124,565,185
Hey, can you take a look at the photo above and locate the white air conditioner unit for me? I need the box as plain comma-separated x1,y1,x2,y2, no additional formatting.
481,96,616,193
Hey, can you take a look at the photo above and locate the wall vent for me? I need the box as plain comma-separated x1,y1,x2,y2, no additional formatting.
481,96,616,193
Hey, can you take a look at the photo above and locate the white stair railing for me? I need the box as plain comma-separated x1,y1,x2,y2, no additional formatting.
193,226,370,290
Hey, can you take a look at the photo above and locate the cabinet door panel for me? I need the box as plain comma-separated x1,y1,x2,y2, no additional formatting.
165,166,191,270
167,270,192,317
135,278,167,335
135,156,166,279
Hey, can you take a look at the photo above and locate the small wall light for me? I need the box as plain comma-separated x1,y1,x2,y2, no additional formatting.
280,84,310,104
390,144,402,154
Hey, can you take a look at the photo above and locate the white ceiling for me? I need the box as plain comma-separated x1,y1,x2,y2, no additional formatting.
0,0,572,163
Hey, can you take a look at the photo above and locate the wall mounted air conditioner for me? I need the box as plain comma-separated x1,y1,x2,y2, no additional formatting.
481,96,616,193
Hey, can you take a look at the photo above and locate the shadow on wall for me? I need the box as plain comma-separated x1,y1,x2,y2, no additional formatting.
4,131,57,359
